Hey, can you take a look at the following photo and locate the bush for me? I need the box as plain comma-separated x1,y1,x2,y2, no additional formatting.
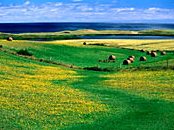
17,49,33,56
88,43,106,46
84,66,112,72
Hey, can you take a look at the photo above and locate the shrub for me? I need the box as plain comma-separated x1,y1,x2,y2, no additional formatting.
88,43,106,46
84,66,111,72
83,42,87,45
17,49,33,56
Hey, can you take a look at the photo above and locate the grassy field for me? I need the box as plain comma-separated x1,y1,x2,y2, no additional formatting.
0,38,174,129
0,39,174,70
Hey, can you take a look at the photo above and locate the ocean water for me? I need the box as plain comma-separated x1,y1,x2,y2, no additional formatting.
0,23,174,33
0,23,174,39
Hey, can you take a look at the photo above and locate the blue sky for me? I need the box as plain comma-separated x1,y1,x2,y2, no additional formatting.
0,0,173,23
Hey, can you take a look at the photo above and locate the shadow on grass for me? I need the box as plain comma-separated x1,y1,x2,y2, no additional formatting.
64,71,174,130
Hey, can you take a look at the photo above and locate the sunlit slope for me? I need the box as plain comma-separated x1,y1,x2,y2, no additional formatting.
0,39,173,69
0,51,107,129
104,71,174,101
0,38,174,129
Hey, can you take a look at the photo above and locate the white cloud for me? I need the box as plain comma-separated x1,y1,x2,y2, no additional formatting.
24,0,30,6
72,0,83,2
148,8,161,11
0,2,173,23
112,8,135,12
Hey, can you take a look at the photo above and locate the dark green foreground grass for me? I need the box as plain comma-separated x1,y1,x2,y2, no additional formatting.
65,71,174,130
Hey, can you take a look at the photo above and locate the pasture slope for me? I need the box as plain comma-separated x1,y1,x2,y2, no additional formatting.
0,39,174,130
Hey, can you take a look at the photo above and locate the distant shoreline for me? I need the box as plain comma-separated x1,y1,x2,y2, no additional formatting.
0,29,174,40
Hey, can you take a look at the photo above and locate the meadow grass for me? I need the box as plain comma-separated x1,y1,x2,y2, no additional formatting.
0,52,107,129
103,70,174,101
0,39,173,69
65,70,174,130
0,38,174,129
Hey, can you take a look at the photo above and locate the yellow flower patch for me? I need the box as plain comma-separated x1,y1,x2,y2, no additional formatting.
0,53,107,129
104,71,174,102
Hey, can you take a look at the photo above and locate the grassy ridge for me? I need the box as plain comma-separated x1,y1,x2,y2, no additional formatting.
0,29,174,40
0,33,80,40
139,30,174,36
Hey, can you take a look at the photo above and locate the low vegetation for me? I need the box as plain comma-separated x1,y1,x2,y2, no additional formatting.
139,29,174,36
0,51,107,129
0,37,174,129
0,29,174,40
17,49,33,56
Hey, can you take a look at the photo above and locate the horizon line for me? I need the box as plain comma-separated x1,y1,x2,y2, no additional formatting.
0,22,174,24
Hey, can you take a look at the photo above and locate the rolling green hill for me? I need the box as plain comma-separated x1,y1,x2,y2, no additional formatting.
0,39,174,129
0,39,174,70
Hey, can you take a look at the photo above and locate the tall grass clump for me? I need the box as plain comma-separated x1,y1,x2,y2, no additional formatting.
17,49,33,56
